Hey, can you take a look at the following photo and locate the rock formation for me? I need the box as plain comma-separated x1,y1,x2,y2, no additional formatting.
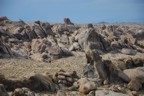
0,16,144,95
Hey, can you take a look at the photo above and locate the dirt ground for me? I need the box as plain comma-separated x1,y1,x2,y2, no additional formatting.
0,52,86,79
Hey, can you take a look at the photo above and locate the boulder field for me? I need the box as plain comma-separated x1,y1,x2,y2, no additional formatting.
0,16,144,96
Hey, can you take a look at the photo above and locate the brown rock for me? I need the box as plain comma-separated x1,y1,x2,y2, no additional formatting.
56,90,67,96
79,81,97,94
123,67,144,91
128,79,142,91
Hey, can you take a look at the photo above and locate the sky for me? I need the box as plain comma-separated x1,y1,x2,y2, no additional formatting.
0,0,144,23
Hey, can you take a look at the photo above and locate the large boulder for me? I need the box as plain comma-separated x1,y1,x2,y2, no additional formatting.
0,72,59,92
76,28,106,51
26,73,59,92
72,78,97,94
123,67,144,91
85,50,108,80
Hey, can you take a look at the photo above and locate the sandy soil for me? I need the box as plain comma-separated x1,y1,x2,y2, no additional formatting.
0,52,86,79
0,52,87,96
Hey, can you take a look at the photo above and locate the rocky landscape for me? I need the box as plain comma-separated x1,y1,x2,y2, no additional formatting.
0,16,144,96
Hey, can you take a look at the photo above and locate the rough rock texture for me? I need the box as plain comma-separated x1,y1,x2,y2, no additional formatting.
123,67,144,91
0,73,59,92
55,70,79,87
95,90,128,96
11,87,35,96
64,18,74,25
72,78,98,94
0,17,144,95
0,84,8,96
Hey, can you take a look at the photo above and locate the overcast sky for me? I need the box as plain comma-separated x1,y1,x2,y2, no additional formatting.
0,0,144,23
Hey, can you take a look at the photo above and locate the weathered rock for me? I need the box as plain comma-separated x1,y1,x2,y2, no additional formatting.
123,67,144,90
0,16,8,22
123,67,144,81
12,87,35,96
127,79,142,91
86,24,94,28
48,45,63,60
33,23,46,38
134,30,144,40
0,44,13,58
40,22,55,36
83,63,97,78
79,81,97,94
64,18,74,25
27,73,59,92
30,53,45,62
120,34,136,46
56,90,67,96
59,34,69,44
24,25,37,41
31,38,51,53
74,78,97,94
95,90,128,96
0,84,8,96
104,60,131,82
69,42,81,51
132,57,144,67
77,28,103,51
23,41,31,49
87,91,95,96
111,40,121,49
85,50,108,80
121,48,137,55
55,70,79,87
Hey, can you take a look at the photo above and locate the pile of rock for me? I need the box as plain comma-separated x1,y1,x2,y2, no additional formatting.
0,16,144,95
1,16,144,62
55,70,79,87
